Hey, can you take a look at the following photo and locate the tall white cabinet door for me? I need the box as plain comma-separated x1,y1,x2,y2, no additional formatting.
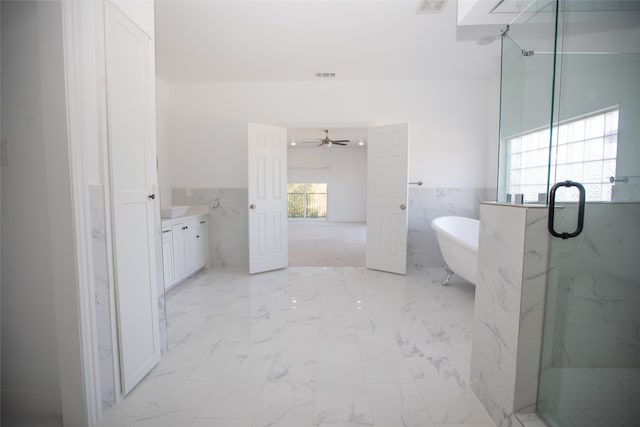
105,2,160,394
248,123,288,274
366,123,409,275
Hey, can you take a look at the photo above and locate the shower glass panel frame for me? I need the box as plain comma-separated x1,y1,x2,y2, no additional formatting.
497,0,558,204
497,0,640,425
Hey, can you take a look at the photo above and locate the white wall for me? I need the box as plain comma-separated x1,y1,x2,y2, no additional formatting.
157,77,173,206
288,148,367,222
1,1,64,415
164,79,498,190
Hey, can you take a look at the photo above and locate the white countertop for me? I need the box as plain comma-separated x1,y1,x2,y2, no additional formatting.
161,205,209,227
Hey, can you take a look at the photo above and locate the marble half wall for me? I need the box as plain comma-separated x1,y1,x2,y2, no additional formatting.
172,188,249,270
172,187,494,272
471,203,550,427
407,187,496,271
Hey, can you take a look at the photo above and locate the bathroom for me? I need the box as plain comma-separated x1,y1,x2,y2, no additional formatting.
1,1,638,426
156,1,640,425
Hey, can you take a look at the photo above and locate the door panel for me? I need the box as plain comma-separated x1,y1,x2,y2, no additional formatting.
105,2,160,395
171,223,186,280
366,123,409,274
248,123,288,274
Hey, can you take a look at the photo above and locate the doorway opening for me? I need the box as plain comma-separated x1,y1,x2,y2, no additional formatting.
286,127,367,267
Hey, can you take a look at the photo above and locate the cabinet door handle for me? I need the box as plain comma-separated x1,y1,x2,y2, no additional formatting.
162,230,171,234
148,194,155,200
182,226,188,230
196,235,200,238
200,221,207,224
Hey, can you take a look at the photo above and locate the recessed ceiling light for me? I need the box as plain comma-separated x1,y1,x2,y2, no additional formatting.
290,142,296,146
358,141,365,146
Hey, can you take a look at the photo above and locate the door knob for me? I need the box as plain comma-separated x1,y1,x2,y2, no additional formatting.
400,204,406,210
250,204,256,209
148,194,155,200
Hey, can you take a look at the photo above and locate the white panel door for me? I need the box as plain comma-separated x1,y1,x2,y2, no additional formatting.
105,2,160,395
248,123,288,274
366,123,409,275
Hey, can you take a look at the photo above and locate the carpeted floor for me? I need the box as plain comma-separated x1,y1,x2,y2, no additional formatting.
288,221,366,267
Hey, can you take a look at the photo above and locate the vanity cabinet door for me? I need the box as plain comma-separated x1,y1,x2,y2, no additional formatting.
161,229,174,290
185,220,199,273
171,223,186,281
185,218,208,273
196,219,209,268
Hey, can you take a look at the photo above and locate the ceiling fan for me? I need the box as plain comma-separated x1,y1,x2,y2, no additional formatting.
301,129,350,146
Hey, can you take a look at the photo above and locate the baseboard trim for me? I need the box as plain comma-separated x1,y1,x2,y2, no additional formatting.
1,385,62,416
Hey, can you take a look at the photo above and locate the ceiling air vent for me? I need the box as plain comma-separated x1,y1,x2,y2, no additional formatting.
316,72,336,78
416,0,447,13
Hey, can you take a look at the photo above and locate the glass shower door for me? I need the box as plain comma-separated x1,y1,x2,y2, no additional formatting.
537,1,640,425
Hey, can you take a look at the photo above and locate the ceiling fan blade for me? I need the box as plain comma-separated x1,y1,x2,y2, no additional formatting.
331,140,350,143
300,141,321,143
333,142,348,146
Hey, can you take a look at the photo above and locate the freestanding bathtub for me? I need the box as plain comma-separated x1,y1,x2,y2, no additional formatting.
431,216,479,285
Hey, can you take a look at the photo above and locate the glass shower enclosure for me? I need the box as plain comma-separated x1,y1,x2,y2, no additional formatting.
497,1,640,425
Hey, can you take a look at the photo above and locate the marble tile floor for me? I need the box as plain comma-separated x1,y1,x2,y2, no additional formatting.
98,267,495,427
288,222,367,267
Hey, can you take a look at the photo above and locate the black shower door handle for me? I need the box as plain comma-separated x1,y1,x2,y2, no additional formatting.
548,180,586,239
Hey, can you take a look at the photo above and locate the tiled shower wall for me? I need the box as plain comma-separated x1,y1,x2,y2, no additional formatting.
172,187,496,272
544,202,640,369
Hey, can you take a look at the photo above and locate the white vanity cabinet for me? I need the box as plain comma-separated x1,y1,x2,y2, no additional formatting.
161,214,209,290
161,226,175,288
186,218,209,273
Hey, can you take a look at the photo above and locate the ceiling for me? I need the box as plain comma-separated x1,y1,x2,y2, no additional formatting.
287,128,367,149
154,0,502,83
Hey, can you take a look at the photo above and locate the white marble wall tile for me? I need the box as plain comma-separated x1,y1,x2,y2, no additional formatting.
513,208,550,413
90,184,117,411
513,341,542,414
172,187,495,273
471,203,531,427
407,187,495,272
172,188,249,270
519,209,550,342
545,203,640,369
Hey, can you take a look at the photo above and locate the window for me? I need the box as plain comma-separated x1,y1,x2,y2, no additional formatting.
287,183,327,219
505,108,618,202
